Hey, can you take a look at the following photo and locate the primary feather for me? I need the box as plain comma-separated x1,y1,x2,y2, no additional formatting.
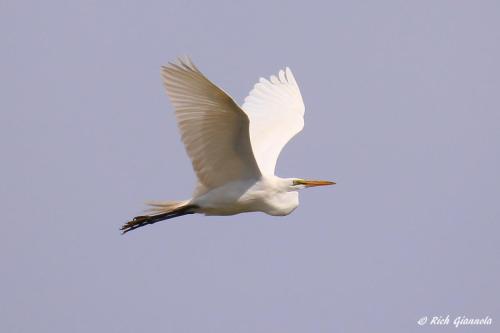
161,58,261,191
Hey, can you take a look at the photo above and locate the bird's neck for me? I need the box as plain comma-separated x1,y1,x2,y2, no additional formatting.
262,176,295,192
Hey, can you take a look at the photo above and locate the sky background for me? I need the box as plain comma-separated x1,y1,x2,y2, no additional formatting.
1,1,499,332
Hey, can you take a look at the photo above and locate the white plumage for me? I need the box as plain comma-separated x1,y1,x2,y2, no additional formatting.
122,57,334,233
242,66,305,176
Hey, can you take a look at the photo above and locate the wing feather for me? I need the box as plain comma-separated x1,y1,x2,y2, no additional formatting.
242,67,305,175
161,58,261,191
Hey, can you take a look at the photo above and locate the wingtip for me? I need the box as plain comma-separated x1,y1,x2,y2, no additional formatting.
284,67,297,85
160,56,197,72
160,61,177,73
177,55,198,71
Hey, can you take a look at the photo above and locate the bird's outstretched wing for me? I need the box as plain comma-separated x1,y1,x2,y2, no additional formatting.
161,58,261,190
241,67,305,176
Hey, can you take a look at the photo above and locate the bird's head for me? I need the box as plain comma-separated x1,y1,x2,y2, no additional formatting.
289,178,336,190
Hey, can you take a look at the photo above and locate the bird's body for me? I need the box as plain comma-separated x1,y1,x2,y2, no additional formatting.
191,177,299,216
121,57,334,233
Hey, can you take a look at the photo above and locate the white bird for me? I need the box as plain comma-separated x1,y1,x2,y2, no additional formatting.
122,57,335,233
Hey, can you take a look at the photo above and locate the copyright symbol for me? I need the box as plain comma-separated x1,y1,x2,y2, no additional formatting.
417,316,428,326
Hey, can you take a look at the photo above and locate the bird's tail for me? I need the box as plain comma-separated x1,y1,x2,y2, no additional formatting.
121,200,197,234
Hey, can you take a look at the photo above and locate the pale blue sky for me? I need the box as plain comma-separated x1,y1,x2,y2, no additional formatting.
1,1,499,332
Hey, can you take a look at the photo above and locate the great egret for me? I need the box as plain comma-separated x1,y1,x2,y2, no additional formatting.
121,57,335,233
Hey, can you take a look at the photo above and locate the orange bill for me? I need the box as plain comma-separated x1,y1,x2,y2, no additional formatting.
297,179,336,187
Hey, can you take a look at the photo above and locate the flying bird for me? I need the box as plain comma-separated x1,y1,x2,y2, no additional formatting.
121,57,335,233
